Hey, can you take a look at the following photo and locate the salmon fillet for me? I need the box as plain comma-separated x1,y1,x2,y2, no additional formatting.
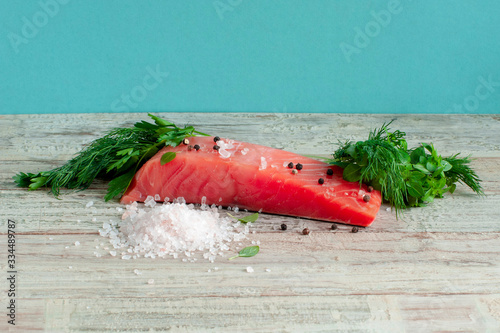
121,137,382,226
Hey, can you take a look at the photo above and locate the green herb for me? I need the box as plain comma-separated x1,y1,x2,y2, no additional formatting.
228,212,259,223
13,114,209,201
160,152,176,165
328,121,483,216
228,246,259,260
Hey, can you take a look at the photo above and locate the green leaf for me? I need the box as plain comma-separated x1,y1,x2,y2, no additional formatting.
148,113,176,127
426,161,437,173
413,164,431,175
410,147,426,164
160,152,176,165
29,176,48,190
406,181,424,198
104,169,136,201
441,160,452,172
228,246,259,260
343,163,362,182
228,212,259,224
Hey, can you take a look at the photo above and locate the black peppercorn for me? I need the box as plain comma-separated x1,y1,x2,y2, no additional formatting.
327,169,334,176
367,186,374,192
318,178,324,185
331,224,338,230
187,145,193,151
287,162,294,169
363,194,371,202
214,136,220,143
302,228,310,235
351,227,359,233
193,144,200,151
296,163,303,170
182,138,190,145
213,145,220,151
291,169,298,175
280,223,287,231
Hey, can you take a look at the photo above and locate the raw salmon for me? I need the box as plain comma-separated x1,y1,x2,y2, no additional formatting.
121,137,382,226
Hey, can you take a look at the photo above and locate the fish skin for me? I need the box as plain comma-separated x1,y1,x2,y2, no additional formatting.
121,137,382,226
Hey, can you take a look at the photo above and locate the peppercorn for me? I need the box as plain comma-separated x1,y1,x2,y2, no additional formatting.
287,162,294,169
280,223,287,231
331,224,338,230
318,178,324,185
187,145,193,151
327,169,334,176
296,163,303,170
193,144,200,151
363,194,371,202
302,228,310,235
351,226,359,233
291,169,298,175
213,145,220,151
367,186,374,192
182,138,190,145
214,136,220,143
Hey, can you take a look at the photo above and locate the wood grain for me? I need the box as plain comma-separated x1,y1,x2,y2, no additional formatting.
1,113,499,332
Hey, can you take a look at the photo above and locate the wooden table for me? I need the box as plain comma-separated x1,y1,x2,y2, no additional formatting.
1,113,499,332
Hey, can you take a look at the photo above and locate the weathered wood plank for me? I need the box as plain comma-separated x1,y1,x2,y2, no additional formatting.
4,232,499,299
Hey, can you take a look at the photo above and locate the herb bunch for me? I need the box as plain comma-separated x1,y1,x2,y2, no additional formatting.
328,122,483,216
13,114,208,201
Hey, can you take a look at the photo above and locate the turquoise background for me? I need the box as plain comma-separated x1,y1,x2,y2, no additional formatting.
1,0,499,115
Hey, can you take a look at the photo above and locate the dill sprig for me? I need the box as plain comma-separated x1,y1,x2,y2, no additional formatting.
13,114,208,201
328,122,484,216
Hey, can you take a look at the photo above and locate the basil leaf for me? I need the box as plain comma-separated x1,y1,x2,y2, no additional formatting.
228,245,260,260
413,164,431,175
343,163,362,182
228,212,259,224
160,152,176,165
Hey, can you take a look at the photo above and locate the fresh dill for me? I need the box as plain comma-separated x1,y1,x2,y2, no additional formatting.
13,114,208,201
328,122,483,216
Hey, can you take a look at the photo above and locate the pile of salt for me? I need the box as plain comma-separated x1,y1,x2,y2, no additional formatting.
99,196,250,262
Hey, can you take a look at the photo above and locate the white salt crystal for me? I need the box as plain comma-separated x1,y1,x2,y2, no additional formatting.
65,246,69,249
283,161,289,167
386,207,391,212
265,268,271,272
85,201,94,208
122,255,132,260
68,266,73,269
133,269,142,275
147,279,154,284
241,148,249,155
49,237,53,240
154,194,161,201
109,251,117,256
259,157,267,170
246,266,254,273
74,241,80,246
144,196,156,207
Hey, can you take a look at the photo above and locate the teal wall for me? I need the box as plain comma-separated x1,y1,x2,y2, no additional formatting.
1,0,499,115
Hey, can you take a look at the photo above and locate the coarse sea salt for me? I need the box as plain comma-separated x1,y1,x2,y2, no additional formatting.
99,196,249,262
